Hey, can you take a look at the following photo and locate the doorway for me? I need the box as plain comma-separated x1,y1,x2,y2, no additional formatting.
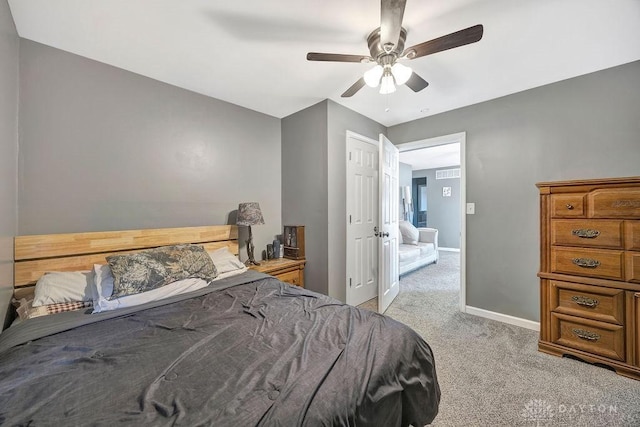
345,131,400,311
396,132,467,312
345,132,379,307
412,177,427,227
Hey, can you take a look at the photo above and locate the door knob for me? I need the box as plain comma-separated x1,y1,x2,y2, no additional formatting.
374,227,389,238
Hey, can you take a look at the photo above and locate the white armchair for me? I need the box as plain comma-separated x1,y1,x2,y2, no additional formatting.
398,222,439,276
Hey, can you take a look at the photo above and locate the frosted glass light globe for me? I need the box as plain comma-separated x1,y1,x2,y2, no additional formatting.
391,63,412,85
379,74,396,94
363,65,384,87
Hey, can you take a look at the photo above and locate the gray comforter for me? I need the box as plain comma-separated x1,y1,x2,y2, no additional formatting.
0,271,440,426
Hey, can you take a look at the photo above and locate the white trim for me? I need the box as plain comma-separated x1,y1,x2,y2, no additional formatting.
396,132,466,151
465,306,540,331
346,130,378,146
460,135,467,313
438,247,460,252
397,132,467,313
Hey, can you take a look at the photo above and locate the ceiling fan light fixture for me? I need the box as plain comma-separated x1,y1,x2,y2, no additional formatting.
308,1,484,98
363,65,384,87
379,72,396,94
391,62,412,85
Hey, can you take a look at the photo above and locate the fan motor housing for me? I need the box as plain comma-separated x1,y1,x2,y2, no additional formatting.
367,27,407,61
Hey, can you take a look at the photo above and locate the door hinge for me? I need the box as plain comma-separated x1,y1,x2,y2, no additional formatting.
349,215,352,224
349,152,352,161
349,278,352,288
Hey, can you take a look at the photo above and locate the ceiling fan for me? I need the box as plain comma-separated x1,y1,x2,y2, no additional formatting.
307,0,484,97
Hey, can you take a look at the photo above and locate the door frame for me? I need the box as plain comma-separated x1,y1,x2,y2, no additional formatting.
396,132,467,312
345,130,379,306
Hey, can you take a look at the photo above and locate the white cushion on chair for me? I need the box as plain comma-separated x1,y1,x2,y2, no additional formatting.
399,221,419,245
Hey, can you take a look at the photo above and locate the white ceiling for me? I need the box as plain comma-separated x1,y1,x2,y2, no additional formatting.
8,0,640,127
399,143,460,171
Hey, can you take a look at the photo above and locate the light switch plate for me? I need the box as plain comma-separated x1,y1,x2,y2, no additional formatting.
466,203,475,214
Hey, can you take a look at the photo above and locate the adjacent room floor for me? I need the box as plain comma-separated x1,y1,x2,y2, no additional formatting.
359,252,640,426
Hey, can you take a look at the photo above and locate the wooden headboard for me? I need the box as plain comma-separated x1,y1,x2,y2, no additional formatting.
14,225,239,299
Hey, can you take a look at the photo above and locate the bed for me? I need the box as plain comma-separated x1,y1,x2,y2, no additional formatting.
0,225,440,426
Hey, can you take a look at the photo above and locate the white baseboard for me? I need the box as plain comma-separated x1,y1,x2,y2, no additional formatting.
464,305,540,331
438,247,460,252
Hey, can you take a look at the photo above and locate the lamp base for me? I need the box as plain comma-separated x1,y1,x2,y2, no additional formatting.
245,226,260,266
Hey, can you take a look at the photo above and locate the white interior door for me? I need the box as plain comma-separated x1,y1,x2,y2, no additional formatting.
346,133,379,306
378,134,399,313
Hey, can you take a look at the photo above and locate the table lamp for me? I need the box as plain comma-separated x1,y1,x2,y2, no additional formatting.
237,202,264,266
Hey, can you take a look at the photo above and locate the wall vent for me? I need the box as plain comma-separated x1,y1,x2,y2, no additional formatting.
435,168,461,180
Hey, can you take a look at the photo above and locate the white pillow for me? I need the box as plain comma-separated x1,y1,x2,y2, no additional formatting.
213,267,248,281
91,264,209,313
207,247,248,280
33,271,94,307
399,220,419,245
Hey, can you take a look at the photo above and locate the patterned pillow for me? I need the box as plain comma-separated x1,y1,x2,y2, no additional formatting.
106,244,217,299
14,298,93,321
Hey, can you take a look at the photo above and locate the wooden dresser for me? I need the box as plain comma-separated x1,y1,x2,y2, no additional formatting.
537,177,640,379
250,258,306,288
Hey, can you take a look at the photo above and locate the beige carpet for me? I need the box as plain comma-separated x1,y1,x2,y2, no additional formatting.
358,252,640,426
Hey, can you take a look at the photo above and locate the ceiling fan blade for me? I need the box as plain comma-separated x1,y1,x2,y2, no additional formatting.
307,52,370,63
405,72,429,92
380,0,407,50
404,24,484,59
341,78,366,97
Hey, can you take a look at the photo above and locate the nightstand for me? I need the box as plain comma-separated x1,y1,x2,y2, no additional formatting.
250,258,306,287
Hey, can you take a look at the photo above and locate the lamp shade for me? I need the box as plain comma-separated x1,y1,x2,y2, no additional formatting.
363,65,383,87
391,63,412,85
379,72,396,94
237,202,265,226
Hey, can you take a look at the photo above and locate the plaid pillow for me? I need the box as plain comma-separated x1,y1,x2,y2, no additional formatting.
14,298,93,320
45,301,93,315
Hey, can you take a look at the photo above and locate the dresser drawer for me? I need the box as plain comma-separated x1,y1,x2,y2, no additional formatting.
250,259,306,288
551,247,624,280
551,313,625,361
551,219,623,249
588,187,640,219
549,281,624,324
551,194,586,218
625,221,640,251
276,269,303,287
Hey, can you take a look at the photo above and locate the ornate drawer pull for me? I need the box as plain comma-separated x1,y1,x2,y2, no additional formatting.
572,229,600,239
571,295,599,308
572,328,600,342
572,258,600,268
566,204,574,210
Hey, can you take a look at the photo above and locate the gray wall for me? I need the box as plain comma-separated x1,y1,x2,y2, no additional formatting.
18,40,282,260
412,169,461,249
0,1,18,327
281,101,328,295
327,100,386,302
282,100,385,299
399,162,412,219
389,60,640,322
